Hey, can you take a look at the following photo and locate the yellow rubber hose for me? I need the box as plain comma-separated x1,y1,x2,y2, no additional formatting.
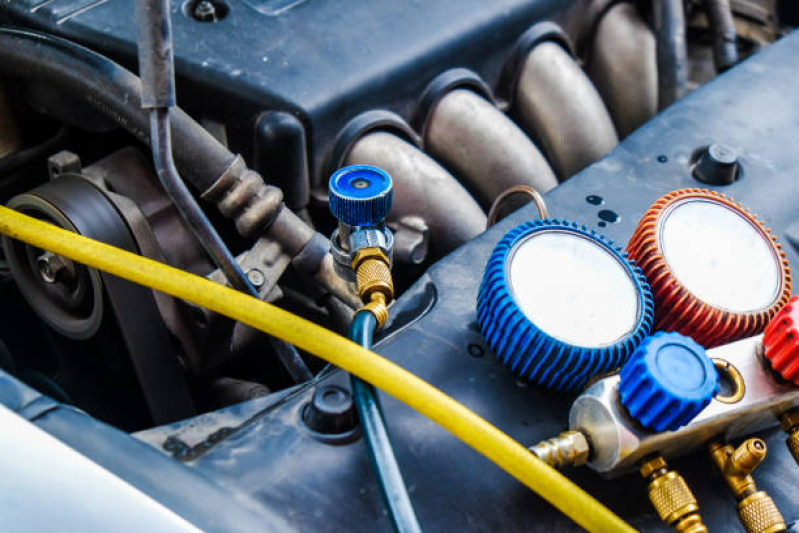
0,206,636,533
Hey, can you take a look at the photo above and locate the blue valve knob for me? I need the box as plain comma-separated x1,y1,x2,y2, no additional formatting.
477,219,654,392
619,332,719,432
328,165,393,227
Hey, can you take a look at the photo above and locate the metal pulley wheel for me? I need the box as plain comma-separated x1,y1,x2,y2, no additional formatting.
3,176,105,339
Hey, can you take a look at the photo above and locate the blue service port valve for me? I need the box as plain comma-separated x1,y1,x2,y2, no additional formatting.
329,165,393,227
328,166,394,282
619,332,719,432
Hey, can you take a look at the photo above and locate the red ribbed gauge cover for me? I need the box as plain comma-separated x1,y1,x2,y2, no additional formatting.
763,295,799,385
627,189,791,348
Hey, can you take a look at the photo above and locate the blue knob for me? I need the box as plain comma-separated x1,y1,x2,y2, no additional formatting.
328,165,393,227
476,219,654,392
619,332,719,432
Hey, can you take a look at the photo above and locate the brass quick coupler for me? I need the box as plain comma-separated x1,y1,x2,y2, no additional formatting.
352,247,393,328
780,410,799,467
529,431,590,469
639,456,708,533
708,439,786,533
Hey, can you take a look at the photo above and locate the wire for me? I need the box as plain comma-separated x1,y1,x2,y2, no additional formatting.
0,205,637,533
349,311,421,533
486,185,549,228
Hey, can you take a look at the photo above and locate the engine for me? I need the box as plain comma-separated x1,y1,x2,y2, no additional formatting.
0,0,797,531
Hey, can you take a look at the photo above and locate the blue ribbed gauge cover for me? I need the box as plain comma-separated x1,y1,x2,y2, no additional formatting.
328,165,393,227
619,332,719,432
476,219,654,392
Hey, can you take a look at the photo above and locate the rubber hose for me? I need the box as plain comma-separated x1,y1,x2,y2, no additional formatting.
702,0,738,71
0,205,637,533
349,311,421,533
654,0,689,109
0,28,233,193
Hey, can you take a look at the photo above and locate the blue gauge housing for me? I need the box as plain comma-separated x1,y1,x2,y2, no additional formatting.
477,219,654,391
328,165,393,227
619,332,719,432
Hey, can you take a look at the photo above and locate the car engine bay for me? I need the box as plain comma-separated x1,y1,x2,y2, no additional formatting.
0,0,798,531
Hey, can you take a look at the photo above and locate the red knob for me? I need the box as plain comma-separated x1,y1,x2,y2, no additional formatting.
627,189,791,348
763,295,799,386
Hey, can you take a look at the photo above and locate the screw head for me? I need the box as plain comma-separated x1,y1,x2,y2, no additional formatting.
246,268,266,289
36,251,76,285
193,0,218,22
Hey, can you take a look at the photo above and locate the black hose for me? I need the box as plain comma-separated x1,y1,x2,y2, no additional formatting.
702,0,738,72
654,0,689,109
349,311,421,533
135,1,312,383
0,27,233,193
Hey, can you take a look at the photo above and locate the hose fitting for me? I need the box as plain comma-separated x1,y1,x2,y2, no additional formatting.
639,456,708,533
708,439,786,533
780,410,799,467
529,430,590,469
352,248,393,328
328,165,396,326
202,156,284,239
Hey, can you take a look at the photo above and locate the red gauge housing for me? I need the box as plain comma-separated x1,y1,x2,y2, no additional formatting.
627,189,791,348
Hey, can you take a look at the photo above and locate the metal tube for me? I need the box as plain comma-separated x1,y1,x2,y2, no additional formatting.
346,132,485,259
515,42,619,179
424,89,557,207
349,311,421,533
136,1,312,383
588,2,658,138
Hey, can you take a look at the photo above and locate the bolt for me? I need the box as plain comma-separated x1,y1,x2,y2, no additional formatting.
693,144,740,185
246,268,265,289
36,251,76,285
303,385,357,435
193,0,218,22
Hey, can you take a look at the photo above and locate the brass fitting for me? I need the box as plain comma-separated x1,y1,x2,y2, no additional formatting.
708,439,786,533
529,431,590,469
352,247,394,328
738,492,787,533
639,456,708,533
780,410,799,467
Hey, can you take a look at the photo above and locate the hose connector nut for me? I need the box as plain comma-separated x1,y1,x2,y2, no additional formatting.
639,456,708,533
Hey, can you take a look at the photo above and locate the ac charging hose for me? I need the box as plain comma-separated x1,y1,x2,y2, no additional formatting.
0,205,636,533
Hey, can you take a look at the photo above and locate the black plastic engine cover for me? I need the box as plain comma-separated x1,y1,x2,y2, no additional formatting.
130,28,799,532
0,0,583,198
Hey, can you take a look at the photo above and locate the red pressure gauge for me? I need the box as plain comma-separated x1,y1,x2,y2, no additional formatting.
627,189,791,347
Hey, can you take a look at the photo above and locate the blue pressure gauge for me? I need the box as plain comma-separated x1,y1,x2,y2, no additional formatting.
477,219,654,391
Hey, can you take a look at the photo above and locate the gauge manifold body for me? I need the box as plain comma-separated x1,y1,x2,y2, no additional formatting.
627,189,791,348
477,219,654,391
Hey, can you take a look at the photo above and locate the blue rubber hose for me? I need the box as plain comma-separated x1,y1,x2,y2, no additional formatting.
349,311,421,533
